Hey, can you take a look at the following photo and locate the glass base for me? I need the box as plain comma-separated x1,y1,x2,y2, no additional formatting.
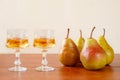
8,66,27,71
35,66,54,71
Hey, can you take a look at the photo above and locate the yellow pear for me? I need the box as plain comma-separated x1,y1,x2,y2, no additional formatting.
98,28,114,65
76,30,85,53
58,28,79,66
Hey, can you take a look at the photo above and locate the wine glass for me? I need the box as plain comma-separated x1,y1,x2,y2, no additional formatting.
6,29,29,71
33,29,55,71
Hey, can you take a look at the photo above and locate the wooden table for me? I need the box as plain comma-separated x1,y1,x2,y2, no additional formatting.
0,54,120,80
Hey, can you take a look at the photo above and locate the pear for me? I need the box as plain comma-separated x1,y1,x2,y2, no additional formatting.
76,30,85,53
98,28,114,65
58,28,79,66
80,27,107,70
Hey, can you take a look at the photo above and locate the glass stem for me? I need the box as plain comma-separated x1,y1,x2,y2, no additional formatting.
41,50,48,67
14,49,21,68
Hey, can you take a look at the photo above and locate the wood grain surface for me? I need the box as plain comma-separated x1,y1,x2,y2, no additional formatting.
0,54,120,80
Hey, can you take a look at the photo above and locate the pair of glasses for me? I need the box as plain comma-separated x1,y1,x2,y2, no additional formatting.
6,29,55,72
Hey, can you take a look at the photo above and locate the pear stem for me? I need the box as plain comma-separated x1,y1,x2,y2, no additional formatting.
103,28,105,37
66,28,70,38
90,26,96,39
80,30,82,38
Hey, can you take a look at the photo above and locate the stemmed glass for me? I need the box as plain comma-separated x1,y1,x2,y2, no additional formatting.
6,29,29,71
33,29,55,71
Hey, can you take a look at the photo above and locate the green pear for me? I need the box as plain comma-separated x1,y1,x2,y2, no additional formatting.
98,28,114,65
80,27,107,70
76,30,85,53
58,28,79,66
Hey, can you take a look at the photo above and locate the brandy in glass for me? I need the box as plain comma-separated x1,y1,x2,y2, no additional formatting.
33,29,55,71
6,29,29,71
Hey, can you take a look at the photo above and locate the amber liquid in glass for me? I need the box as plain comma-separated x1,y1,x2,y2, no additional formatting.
33,38,55,49
6,38,29,48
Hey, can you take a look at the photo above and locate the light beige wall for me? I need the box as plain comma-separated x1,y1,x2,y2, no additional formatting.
0,0,120,53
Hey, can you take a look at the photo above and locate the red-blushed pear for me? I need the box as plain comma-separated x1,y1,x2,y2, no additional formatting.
58,28,79,66
80,27,107,70
97,28,114,65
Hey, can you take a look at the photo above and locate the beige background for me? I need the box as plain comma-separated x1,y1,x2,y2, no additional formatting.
0,0,120,54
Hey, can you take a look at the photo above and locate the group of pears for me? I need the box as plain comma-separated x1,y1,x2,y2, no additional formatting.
58,27,114,70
